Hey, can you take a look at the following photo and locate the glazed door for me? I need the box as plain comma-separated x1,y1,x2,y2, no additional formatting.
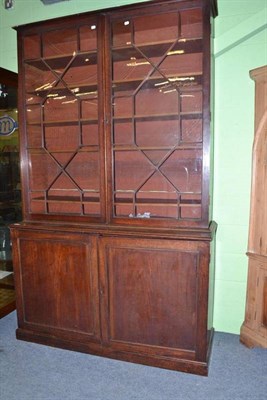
99,236,209,361
108,3,209,227
20,16,105,222
12,230,101,343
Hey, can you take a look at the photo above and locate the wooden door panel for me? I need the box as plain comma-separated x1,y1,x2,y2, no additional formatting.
100,237,204,354
15,231,100,341
257,267,267,335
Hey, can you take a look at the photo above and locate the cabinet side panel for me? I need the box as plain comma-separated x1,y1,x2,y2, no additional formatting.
207,238,215,331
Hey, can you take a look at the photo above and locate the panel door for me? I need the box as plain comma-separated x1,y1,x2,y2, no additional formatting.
12,229,100,343
99,236,209,360
256,265,267,337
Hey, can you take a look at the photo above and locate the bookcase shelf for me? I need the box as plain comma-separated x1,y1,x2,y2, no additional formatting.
112,37,203,61
24,50,98,71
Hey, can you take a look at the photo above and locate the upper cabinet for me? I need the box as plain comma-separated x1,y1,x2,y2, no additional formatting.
20,15,104,222
108,4,211,227
17,0,217,228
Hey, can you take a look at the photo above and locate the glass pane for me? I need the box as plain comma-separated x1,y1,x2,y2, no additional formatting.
44,126,80,152
136,120,179,148
113,121,133,145
24,25,101,218
29,152,60,191
43,93,79,123
48,173,81,198
180,193,201,219
114,204,133,218
180,9,203,39
0,104,20,223
48,202,81,215
114,151,154,192
80,24,97,51
43,29,77,57
66,152,99,191
112,48,153,83
81,97,98,120
82,123,99,146
112,20,132,47
181,91,202,113
24,35,41,59
134,13,178,44
63,54,97,87
135,79,179,117
30,193,46,214
111,9,204,221
27,125,42,148
26,104,41,124
136,204,178,219
158,53,203,77
160,150,202,193
181,119,203,143
24,62,57,105
83,192,100,216
113,95,132,119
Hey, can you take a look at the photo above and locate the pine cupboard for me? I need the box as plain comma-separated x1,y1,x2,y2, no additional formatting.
11,0,218,375
240,65,267,348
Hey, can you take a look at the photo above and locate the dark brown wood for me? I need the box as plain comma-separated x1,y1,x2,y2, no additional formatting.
12,229,101,342
11,0,217,376
0,67,18,87
0,67,18,318
99,237,206,355
0,294,16,319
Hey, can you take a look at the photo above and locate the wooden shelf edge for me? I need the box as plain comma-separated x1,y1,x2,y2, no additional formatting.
10,220,217,241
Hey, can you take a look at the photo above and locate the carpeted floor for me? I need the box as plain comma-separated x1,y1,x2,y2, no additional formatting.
0,312,266,400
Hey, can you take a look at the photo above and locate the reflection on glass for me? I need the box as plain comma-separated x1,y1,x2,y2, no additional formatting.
0,74,21,292
111,9,203,220
23,23,101,217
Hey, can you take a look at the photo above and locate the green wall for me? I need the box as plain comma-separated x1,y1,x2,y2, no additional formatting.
213,0,267,333
0,0,266,334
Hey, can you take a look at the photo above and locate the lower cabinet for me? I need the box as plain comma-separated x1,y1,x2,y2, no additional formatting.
12,229,101,345
11,226,214,375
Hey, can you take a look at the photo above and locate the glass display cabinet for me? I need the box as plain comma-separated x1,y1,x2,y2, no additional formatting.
0,67,20,318
11,0,217,375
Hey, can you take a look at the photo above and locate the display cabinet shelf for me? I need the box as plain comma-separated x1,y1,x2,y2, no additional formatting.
114,198,201,206
113,145,202,152
113,112,202,122
27,86,98,100
25,50,98,71
27,146,99,153
33,195,99,202
27,118,98,126
112,38,203,61
113,74,202,92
